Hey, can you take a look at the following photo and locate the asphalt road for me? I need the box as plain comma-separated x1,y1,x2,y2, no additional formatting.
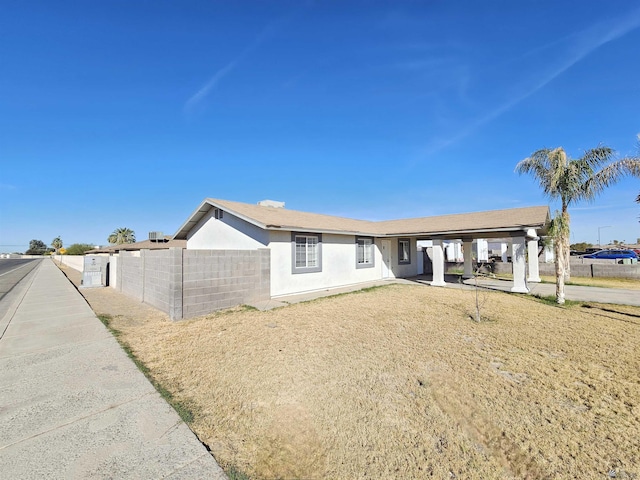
0,258,42,303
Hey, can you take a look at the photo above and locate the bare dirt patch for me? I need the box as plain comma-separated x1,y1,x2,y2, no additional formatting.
60,264,640,479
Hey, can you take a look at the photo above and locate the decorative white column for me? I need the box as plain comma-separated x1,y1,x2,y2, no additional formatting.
463,239,473,279
476,238,489,262
431,239,446,287
511,235,529,293
500,243,508,263
526,229,541,283
543,240,554,263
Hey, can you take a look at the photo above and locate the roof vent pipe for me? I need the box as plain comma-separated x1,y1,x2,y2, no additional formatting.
258,200,285,208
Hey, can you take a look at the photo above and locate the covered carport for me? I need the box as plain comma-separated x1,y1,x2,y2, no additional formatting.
379,206,550,293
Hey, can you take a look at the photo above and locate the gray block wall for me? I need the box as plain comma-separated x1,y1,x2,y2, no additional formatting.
182,249,270,318
142,250,173,313
115,248,270,320
500,260,639,279
119,252,143,301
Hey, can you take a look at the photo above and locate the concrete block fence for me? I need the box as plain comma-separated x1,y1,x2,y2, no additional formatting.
491,260,640,280
115,248,271,320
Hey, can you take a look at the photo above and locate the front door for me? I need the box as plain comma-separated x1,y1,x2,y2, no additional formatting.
381,240,391,278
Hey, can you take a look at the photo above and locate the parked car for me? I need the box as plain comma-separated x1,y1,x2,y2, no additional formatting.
582,249,638,260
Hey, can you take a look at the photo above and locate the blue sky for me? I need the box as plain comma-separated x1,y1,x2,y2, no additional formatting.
1,1,639,252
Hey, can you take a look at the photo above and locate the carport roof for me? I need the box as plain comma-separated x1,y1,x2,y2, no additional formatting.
173,198,550,240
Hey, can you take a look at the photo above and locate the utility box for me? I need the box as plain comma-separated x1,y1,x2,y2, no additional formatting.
82,255,109,288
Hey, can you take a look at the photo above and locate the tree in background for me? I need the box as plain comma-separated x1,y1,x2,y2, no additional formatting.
516,145,640,304
65,243,95,255
51,236,63,254
108,227,136,245
26,239,48,255
570,242,592,252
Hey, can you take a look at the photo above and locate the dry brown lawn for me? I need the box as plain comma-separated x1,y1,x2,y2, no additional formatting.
494,273,640,291
539,275,640,290
62,263,640,480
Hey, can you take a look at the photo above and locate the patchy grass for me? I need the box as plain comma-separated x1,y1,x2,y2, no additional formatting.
529,294,585,307
494,273,640,290
104,284,640,479
98,314,195,424
539,275,640,290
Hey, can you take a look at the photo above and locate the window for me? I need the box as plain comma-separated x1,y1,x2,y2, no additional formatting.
291,233,322,273
398,238,411,264
214,208,223,219
356,237,374,268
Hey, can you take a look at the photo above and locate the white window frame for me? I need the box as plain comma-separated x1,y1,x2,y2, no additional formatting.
291,232,322,273
356,237,375,269
398,238,411,264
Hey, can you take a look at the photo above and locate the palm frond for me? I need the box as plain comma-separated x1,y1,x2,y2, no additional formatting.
548,211,570,240
583,158,640,199
516,148,561,199
579,146,615,169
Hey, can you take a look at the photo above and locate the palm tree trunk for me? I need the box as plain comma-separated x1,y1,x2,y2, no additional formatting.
562,205,571,282
555,235,566,304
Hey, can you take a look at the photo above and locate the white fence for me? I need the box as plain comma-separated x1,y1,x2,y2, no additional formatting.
53,255,84,272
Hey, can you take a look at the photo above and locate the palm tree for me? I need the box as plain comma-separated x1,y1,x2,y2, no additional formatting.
516,145,640,304
108,227,136,245
51,236,63,255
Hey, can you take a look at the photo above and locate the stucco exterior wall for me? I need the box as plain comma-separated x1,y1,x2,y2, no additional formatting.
187,209,269,250
109,254,118,288
390,237,419,279
182,211,421,297
268,232,419,297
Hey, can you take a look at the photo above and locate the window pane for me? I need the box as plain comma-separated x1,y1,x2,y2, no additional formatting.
307,237,317,267
296,237,306,267
400,240,410,262
364,239,372,263
295,235,319,269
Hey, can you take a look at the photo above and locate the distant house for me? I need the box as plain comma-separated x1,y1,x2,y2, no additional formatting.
173,198,550,298
88,237,187,254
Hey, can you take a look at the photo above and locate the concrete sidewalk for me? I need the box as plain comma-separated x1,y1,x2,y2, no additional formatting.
0,259,227,479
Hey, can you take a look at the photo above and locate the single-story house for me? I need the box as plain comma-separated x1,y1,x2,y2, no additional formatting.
173,198,550,298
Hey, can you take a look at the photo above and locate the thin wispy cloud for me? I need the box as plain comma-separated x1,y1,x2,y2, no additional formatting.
418,8,640,160
572,203,637,211
183,14,296,115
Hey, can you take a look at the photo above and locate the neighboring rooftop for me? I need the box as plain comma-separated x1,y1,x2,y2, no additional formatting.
87,238,187,254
